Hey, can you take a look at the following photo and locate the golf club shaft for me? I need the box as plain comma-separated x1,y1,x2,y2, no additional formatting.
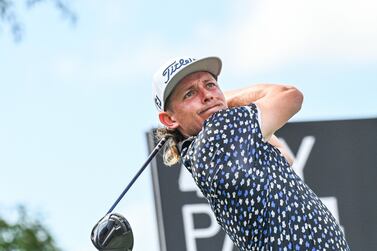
106,137,168,214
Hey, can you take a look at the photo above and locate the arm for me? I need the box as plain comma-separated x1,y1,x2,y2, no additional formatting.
224,84,303,141
224,86,264,107
268,135,295,165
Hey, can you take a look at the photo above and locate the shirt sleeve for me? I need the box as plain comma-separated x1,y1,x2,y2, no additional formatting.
245,103,268,142
199,103,265,148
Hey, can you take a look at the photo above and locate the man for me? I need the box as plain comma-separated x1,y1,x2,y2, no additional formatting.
152,56,350,250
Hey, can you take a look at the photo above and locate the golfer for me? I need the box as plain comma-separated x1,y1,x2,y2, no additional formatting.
152,56,350,250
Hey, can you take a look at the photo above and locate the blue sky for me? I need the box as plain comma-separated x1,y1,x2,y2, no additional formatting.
0,1,376,250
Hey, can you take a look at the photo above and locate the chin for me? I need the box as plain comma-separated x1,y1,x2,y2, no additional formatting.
204,107,222,119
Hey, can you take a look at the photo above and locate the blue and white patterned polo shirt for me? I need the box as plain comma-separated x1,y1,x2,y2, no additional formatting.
181,103,350,251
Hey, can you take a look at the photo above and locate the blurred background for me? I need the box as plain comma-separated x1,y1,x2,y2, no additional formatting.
0,0,376,250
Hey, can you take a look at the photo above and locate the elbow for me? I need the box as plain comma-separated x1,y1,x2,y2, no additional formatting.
292,87,304,112
283,85,304,113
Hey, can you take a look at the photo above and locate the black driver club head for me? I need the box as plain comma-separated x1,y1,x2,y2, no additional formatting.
91,213,134,251
90,137,169,251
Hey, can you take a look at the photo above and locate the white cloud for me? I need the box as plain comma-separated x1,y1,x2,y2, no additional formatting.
193,0,377,73
51,0,377,85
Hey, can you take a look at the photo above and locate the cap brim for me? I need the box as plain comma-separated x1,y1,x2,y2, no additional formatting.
163,56,222,105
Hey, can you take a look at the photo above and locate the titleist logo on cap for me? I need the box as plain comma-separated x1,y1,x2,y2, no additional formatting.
162,58,195,84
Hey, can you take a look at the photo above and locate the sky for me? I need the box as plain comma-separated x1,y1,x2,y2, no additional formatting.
0,0,376,250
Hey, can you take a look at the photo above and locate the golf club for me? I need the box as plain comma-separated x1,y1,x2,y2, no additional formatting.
91,136,169,251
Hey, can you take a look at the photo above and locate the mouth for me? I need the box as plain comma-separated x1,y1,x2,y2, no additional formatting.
198,103,222,115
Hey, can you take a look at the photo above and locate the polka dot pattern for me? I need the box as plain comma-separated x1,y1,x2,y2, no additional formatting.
181,103,350,251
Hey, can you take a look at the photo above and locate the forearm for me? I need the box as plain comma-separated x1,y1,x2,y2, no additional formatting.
224,84,297,108
268,135,295,165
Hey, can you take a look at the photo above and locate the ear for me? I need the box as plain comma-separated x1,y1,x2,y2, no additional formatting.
159,111,179,129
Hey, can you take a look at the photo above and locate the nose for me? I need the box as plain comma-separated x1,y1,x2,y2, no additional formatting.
200,86,213,103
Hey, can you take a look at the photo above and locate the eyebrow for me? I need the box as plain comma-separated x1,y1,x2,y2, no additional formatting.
203,78,215,83
181,84,195,95
180,78,216,95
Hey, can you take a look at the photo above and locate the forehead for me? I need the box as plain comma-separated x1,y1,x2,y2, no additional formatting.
176,71,216,90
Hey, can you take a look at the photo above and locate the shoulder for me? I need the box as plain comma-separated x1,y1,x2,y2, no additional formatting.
189,103,264,151
181,103,262,154
202,103,260,133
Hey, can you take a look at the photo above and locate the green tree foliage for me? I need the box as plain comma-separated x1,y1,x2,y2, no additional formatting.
0,206,61,251
0,0,76,41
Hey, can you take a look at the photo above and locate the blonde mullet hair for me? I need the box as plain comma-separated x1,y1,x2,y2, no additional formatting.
155,127,185,166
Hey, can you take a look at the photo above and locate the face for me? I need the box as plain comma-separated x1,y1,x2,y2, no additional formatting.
159,71,227,137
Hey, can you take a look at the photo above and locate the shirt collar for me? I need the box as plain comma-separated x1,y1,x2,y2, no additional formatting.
178,136,195,153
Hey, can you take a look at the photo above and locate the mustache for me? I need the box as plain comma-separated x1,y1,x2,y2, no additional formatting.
197,102,222,115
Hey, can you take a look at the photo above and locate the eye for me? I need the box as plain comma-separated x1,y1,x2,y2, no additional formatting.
206,82,216,88
184,89,196,99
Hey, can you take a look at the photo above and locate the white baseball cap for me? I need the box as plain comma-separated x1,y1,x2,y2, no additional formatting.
152,56,222,112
